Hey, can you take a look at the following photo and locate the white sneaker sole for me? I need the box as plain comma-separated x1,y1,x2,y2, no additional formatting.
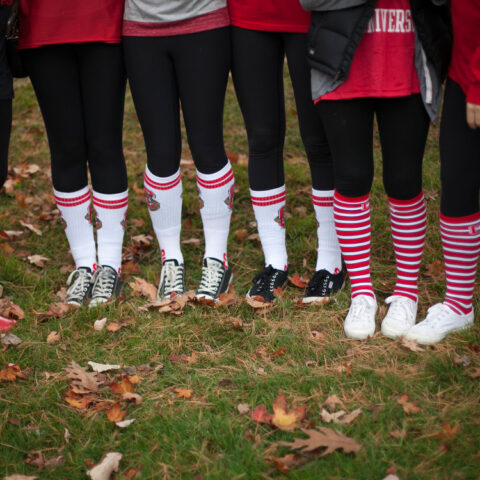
405,322,473,345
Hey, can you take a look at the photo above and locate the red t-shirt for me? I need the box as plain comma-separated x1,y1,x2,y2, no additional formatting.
228,0,310,33
18,0,124,49
320,0,420,101
449,0,480,105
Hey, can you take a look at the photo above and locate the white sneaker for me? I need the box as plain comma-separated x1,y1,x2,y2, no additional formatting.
405,303,474,345
381,295,417,339
344,295,377,340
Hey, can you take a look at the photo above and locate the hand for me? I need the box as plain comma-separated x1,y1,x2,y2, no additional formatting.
466,102,480,129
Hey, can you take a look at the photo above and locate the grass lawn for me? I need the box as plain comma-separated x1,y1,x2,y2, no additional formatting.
0,72,479,480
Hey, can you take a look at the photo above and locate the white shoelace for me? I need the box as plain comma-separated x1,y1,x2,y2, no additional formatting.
385,296,416,324
162,264,184,295
198,264,223,293
349,296,375,322
421,303,453,327
66,269,92,300
91,267,117,300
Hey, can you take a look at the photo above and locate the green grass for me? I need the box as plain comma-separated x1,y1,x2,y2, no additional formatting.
0,73,479,480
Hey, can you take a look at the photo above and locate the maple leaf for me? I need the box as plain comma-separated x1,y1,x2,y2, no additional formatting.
65,361,104,394
128,277,157,300
35,302,72,322
280,427,362,456
109,376,135,395
86,452,122,480
272,454,304,474
64,390,96,410
0,365,26,382
434,423,459,441
216,289,237,307
401,337,424,353
127,375,143,384
0,299,25,320
46,331,60,344
174,387,193,399
289,273,308,288
106,402,127,423
272,393,307,431
251,405,273,424
397,393,422,414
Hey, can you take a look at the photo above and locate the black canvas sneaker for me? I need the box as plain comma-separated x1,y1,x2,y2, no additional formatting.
89,265,123,308
195,257,232,302
246,265,288,303
302,269,344,304
157,259,185,300
65,267,93,306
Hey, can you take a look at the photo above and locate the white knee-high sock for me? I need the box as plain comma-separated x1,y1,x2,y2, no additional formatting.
144,166,183,264
312,189,342,273
54,185,96,270
250,185,288,271
92,189,128,272
196,162,234,265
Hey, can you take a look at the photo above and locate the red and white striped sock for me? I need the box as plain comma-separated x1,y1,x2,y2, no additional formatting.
333,191,374,298
144,166,183,264
440,211,480,315
54,185,96,270
388,192,426,302
250,185,287,271
92,189,129,272
312,189,341,273
196,162,234,265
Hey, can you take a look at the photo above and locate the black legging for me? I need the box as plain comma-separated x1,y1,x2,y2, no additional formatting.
21,42,128,194
0,99,11,187
316,94,430,199
440,79,480,217
123,27,230,177
231,26,333,191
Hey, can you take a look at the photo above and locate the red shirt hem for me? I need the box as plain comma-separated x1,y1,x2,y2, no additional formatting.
230,18,309,33
18,37,121,50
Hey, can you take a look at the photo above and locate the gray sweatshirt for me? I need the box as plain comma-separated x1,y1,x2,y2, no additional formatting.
124,0,227,24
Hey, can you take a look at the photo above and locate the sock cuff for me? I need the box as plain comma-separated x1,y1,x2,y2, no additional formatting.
196,161,233,189
250,185,286,207
92,189,129,209
334,190,369,205
312,189,334,207
440,210,480,225
388,191,424,207
54,185,90,207
145,166,181,190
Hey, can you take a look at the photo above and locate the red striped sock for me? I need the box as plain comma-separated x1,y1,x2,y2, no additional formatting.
92,189,129,272
388,192,426,302
440,211,480,315
333,191,374,298
250,185,287,270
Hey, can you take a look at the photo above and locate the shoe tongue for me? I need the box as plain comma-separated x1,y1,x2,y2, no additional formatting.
78,266,92,273
204,257,222,268
101,265,116,274
163,259,179,267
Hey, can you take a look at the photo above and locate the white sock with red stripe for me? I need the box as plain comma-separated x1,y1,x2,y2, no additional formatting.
144,166,183,264
250,185,287,271
54,185,96,270
388,192,426,302
440,211,480,315
312,189,341,273
333,191,374,298
92,189,128,272
196,162,234,265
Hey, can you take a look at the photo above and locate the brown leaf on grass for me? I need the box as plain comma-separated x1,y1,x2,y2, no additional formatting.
231,317,244,330
271,347,287,358
64,390,96,410
424,259,444,279
122,261,141,275
216,288,237,307
65,361,104,394
181,237,201,246
237,403,250,415
174,387,193,399
272,454,304,474
0,299,25,320
46,331,60,344
25,450,64,470
310,330,325,342
226,150,239,164
128,277,157,300
86,452,122,480
1,332,22,345
36,302,72,322
252,393,307,431
167,352,198,364
324,395,345,412
123,467,141,480
131,234,153,247
0,242,14,255
106,321,124,332
20,220,42,236
389,429,406,440
289,273,308,288
246,295,273,309
109,376,135,395
140,290,195,314
106,402,127,423
27,255,49,268
127,375,143,384
468,367,480,379
453,355,471,367
93,318,107,331
0,365,26,382
122,393,142,405
247,233,260,241
434,423,459,441
251,405,273,424
234,229,247,240
3,475,38,480
280,427,362,456
401,337,424,353
320,408,362,425
397,393,422,414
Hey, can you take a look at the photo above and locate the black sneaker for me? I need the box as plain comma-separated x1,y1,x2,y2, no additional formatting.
89,265,123,308
302,269,344,304
246,265,288,303
195,257,232,302
65,267,93,306
157,259,185,300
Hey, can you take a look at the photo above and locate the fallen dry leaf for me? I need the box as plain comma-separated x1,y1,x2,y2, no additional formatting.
122,393,142,405
181,237,201,246
35,302,72,322
86,452,122,480
324,395,345,412
27,255,49,268
424,259,444,279
289,273,308,288
0,365,26,382
401,337,424,353
1,332,22,346
397,393,422,415
20,220,42,236
106,321,124,332
167,352,198,364
280,427,362,456
0,299,25,320
272,454,304,474
271,347,287,358
93,318,107,331
116,418,135,428
434,423,459,441
106,402,127,423
252,393,306,432
64,390,96,410
65,361,104,394
109,376,135,395
251,405,273,425
3,475,38,480
320,408,362,425
234,229,247,240
46,331,60,344
131,234,153,247
128,277,157,300
174,387,193,399
246,295,273,309
88,361,121,373
468,367,480,379
237,403,250,415
453,355,471,367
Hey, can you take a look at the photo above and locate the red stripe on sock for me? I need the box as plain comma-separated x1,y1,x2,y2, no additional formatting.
144,172,181,190
55,191,91,207
196,170,234,189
